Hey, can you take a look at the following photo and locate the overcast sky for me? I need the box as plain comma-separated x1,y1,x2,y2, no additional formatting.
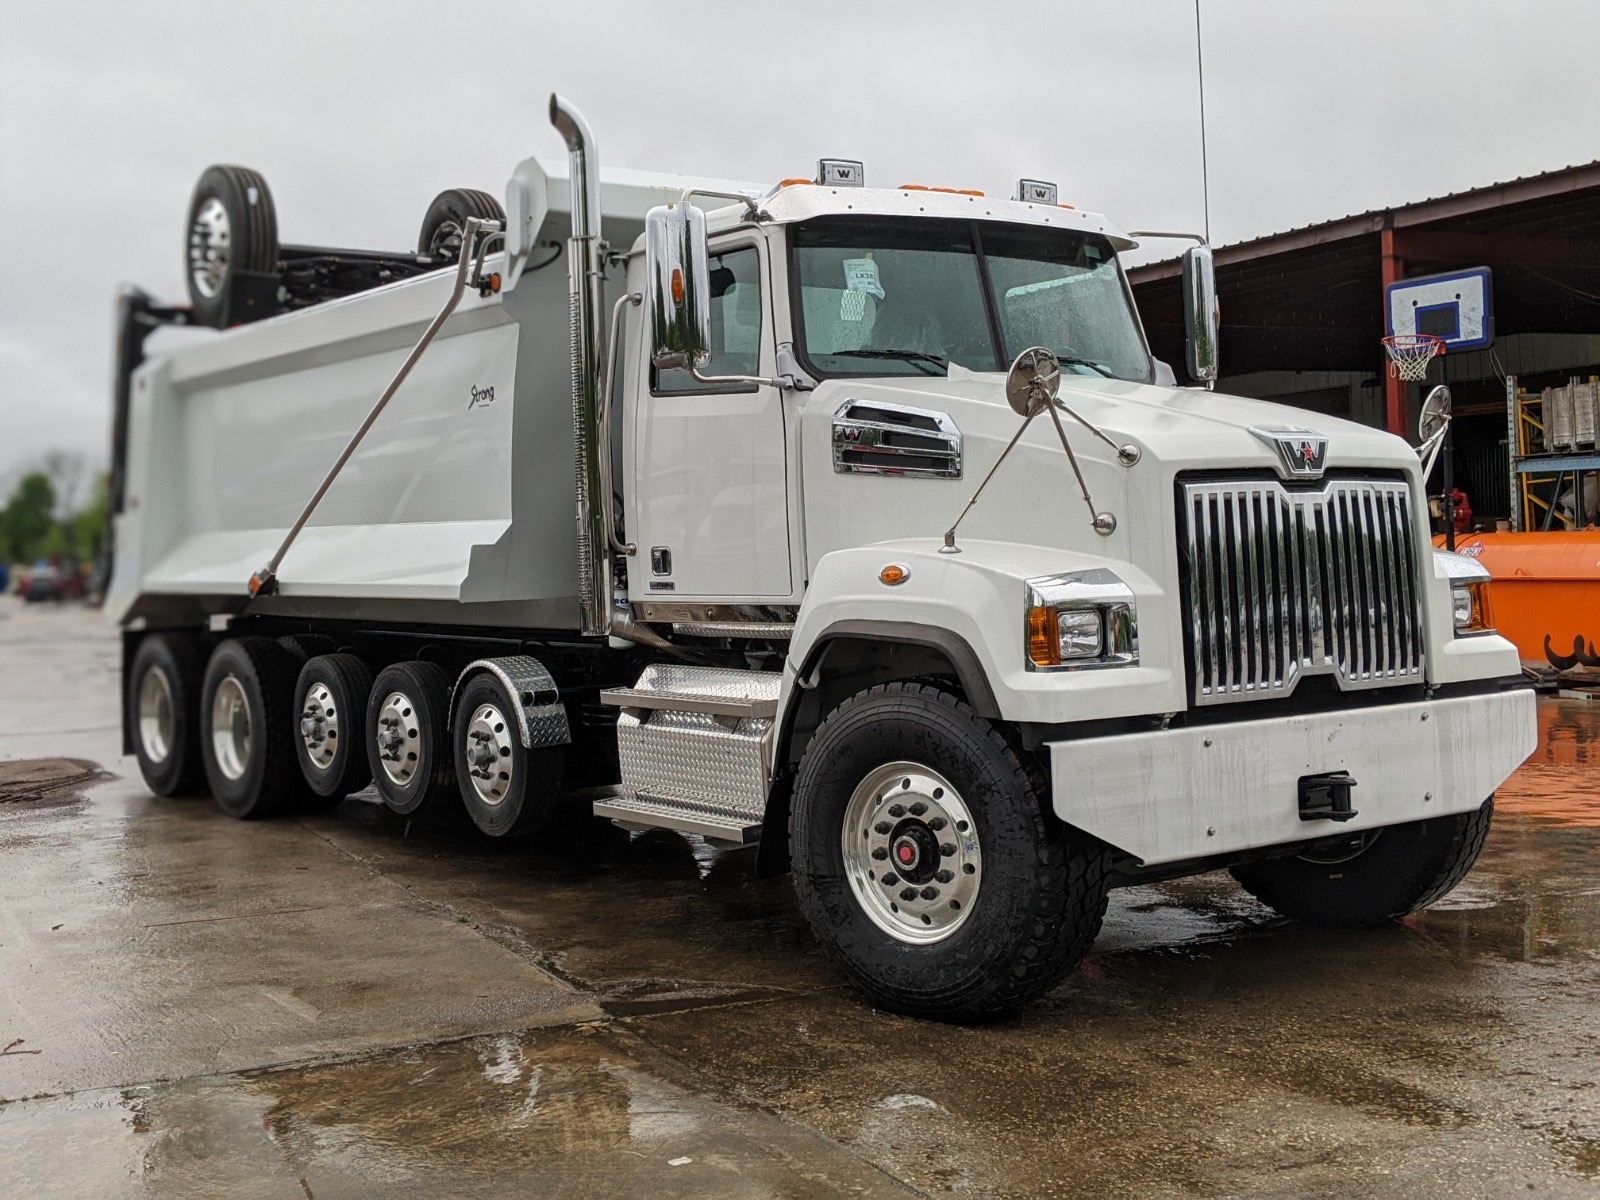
2,0,1597,484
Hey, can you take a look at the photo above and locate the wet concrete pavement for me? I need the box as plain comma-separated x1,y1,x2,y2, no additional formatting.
1,597,1596,1198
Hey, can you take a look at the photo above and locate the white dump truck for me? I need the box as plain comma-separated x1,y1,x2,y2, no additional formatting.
109,95,1536,1020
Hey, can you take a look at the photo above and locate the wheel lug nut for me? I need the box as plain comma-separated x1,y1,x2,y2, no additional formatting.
936,869,953,883
899,888,917,902
871,847,888,861
909,802,927,816
887,804,906,818
939,843,955,857
881,873,897,886
920,886,938,900
874,821,892,835
928,817,946,831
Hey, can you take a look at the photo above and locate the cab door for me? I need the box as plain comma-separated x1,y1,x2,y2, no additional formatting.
628,239,792,600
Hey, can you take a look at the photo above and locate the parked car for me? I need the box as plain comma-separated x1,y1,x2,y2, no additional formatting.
23,563,64,603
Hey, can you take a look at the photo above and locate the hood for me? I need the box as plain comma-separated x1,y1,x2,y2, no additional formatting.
821,365,1415,480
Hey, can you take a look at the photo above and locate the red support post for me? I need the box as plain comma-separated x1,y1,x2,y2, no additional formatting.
1380,226,1407,437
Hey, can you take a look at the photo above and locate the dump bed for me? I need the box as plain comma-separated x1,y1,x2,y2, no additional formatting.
107,161,757,630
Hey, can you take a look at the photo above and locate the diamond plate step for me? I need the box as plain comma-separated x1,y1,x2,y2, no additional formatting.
599,687,776,719
599,664,781,719
592,793,762,845
595,666,780,842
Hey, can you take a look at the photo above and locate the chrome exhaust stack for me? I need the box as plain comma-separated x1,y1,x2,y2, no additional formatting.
550,94,609,638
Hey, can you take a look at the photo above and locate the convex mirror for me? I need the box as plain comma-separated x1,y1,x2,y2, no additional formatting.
1004,346,1062,417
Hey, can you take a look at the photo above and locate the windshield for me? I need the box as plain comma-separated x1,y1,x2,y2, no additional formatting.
792,216,1152,383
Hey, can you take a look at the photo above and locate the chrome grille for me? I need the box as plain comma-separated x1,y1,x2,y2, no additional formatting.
1180,478,1424,706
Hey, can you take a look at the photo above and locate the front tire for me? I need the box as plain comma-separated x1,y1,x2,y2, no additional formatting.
1230,800,1495,928
200,637,305,818
451,672,563,838
128,633,207,797
790,682,1111,1022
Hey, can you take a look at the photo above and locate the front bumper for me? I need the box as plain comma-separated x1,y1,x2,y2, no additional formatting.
1047,688,1537,866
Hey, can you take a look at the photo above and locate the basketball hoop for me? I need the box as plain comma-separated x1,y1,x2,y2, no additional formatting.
1381,333,1445,382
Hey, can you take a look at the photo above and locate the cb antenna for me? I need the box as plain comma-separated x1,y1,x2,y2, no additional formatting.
1194,0,1211,242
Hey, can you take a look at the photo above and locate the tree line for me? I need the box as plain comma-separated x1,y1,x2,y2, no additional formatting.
0,451,109,567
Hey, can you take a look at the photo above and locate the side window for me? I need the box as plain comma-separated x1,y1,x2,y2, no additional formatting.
653,245,763,394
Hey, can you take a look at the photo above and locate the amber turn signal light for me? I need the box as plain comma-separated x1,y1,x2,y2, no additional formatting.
1027,607,1061,667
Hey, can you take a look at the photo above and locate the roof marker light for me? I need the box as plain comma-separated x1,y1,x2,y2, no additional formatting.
1015,179,1058,205
816,159,864,187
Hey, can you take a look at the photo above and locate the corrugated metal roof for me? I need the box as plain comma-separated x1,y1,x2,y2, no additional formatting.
1130,160,1600,281
1225,160,1598,249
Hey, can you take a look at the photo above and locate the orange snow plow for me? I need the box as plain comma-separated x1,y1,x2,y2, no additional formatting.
1438,530,1600,668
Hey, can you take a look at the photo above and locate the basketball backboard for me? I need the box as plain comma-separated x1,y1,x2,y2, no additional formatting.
1385,267,1494,351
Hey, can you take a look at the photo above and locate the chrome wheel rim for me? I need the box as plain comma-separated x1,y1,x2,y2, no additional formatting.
374,691,421,788
189,196,231,299
137,665,175,764
462,702,514,806
428,218,464,262
298,681,340,774
209,676,251,782
841,761,981,944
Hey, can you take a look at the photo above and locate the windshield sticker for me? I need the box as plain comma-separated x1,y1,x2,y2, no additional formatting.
840,257,885,322
843,257,885,299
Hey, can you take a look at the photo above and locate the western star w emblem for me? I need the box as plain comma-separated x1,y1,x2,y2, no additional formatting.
1249,426,1329,478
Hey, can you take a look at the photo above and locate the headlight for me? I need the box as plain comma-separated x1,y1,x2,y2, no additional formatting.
1436,550,1495,637
1024,569,1138,671
1450,579,1494,635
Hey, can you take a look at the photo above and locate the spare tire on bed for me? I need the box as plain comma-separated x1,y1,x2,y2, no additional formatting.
185,165,279,328
418,188,505,264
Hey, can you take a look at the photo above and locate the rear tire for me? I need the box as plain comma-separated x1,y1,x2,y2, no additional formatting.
452,672,563,838
293,653,374,800
790,682,1111,1022
1230,800,1495,928
185,165,279,328
365,661,456,817
200,637,305,818
128,633,207,797
418,188,505,263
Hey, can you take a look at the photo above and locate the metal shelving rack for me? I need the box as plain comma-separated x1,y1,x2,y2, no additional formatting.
1506,374,1600,531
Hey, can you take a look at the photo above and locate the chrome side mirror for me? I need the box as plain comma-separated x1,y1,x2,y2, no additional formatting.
1182,244,1219,383
645,203,711,371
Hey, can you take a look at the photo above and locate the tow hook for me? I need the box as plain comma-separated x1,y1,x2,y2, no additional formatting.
1298,771,1359,822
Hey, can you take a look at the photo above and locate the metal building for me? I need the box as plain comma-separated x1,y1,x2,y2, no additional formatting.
1130,162,1600,525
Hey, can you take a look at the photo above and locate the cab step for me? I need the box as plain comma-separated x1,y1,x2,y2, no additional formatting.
592,793,762,845
596,665,780,843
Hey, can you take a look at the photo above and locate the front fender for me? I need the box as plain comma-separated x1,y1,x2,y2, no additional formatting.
783,538,1183,728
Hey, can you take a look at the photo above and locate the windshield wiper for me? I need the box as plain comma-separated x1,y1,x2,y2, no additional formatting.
1055,354,1115,378
831,349,948,375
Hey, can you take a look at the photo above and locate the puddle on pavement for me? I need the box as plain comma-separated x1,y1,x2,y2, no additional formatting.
0,1028,912,1198
1494,697,1599,827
